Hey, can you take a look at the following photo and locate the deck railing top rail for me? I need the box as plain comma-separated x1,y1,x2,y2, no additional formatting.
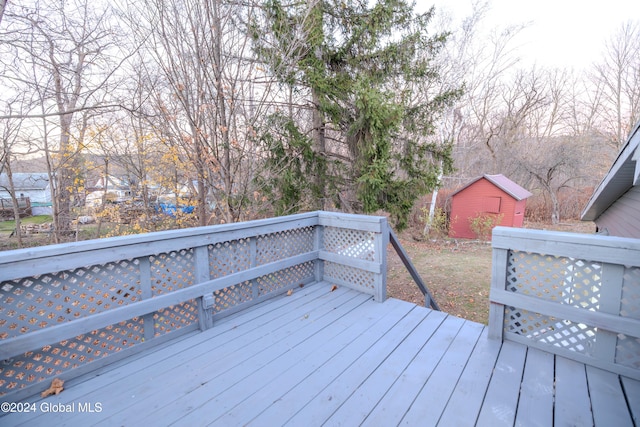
489,226,640,380
0,211,389,400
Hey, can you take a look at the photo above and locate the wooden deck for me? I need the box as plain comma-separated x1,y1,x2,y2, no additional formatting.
3,282,639,426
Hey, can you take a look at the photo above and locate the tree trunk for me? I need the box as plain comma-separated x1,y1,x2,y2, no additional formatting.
308,0,326,210
210,0,234,223
5,163,24,247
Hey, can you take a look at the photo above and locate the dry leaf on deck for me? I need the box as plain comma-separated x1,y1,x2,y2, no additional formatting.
41,378,64,398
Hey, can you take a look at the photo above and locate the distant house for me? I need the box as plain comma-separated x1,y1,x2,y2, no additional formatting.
449,174,532,239
581,120,640,238
0,173,52,215
86,175,133,206
0,173,51,203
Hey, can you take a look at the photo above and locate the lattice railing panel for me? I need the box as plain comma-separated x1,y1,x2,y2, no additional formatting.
0,316,144,395
256,227,314,265
323,227,375,261
620,266,640,319
324,261,375,291
0,260,141,340
256,262,314,295
504,306,596,355
154,301,198,336
209,239,251,278
149,249,198,336
616,334,640,369
210,262,315,315
616,266,640,369
491,227,640,379
504,251,602,354
210,281,254,314
150,249,195,295
506,251,602,308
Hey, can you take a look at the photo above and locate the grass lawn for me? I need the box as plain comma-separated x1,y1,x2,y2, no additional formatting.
0,215,53,232
387,240,492,324
387,220,594,325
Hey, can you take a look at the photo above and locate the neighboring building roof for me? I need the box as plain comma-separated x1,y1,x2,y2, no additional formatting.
451,174,532,201
90,175,131,191
581,120,640,221
0,173,50,190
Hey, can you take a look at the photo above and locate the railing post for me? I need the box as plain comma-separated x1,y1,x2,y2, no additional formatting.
139,257,155,342
195,245,213,330
374,218,388,302
593,263,625,362
314,222,324,283
250,236,259,299
488,247,509,340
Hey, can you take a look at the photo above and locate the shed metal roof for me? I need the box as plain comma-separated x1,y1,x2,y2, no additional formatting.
451,174,532,201
581,120,640,221
0,173,50,190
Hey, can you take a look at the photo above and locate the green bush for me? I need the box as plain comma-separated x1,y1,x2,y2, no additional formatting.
468,212,503,241
422,206,449,238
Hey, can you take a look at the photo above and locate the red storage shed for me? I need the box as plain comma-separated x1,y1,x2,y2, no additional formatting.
448,174,532,239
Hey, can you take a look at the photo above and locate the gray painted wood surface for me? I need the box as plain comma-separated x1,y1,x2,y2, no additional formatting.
596,185,640,238
3,284,637,426
490,226,640,380
0,211,389,399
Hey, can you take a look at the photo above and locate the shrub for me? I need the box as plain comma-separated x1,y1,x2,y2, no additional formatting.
421,206,449,238
468,212,503,241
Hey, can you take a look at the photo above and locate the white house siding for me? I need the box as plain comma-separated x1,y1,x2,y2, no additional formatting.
0,173,51,204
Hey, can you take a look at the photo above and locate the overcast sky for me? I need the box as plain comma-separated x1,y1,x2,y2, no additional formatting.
428,0,640,69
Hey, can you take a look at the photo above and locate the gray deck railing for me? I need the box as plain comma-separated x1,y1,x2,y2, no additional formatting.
0,211,388,400
489,226,640,380
388,229,440,311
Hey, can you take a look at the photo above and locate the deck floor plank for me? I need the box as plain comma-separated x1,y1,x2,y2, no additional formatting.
396,320,485,426
2,284,637,427
554,356,594,427
587,365,635,427
622,376,640,425
281,303,433,426
475,340,527,427
100,286,371,426
321,310,455,426
358,315,468,427
514,347,555,427
198,299,420,426
212,298,420,426
437,328,502,427
240,300,425,426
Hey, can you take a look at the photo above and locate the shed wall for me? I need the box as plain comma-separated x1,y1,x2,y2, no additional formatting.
595,185,640,238
512,199,527,228
449,178,522,239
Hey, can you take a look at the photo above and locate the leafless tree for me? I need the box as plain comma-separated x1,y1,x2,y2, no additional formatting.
2,0,127,240
0,101,27,246
590,20,640,148
121,0,272,224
